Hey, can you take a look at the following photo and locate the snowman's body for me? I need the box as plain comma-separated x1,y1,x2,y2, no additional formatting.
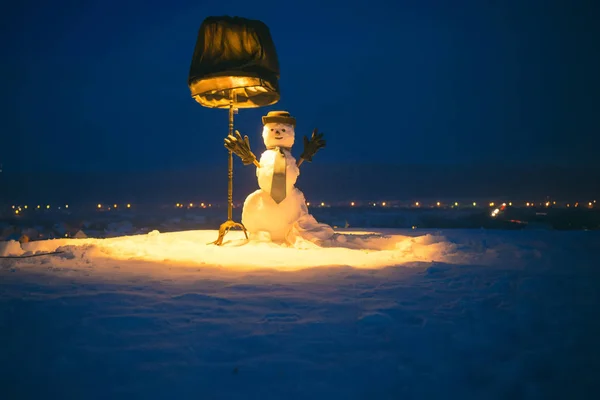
241,120,333,244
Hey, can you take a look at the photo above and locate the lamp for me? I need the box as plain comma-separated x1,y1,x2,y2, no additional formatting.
188,16,280,245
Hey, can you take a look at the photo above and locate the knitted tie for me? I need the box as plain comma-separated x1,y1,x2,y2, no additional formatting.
270,147,287,204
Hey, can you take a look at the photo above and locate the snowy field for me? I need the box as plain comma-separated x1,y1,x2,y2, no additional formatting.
1,225,600,399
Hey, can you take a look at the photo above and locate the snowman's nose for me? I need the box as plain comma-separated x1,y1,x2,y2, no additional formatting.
275,130,280,134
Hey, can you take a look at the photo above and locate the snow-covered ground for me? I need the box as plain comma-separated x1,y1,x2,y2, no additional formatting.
1,228,600,399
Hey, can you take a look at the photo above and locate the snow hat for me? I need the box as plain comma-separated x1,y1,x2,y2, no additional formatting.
262,111,296,127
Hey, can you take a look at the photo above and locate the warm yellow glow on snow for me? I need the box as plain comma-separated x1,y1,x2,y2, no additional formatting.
17,230,458,272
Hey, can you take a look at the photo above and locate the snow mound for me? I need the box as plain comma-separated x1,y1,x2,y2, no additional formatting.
3,228,477,271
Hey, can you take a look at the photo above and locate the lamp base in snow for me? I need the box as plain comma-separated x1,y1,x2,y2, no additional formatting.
211,219,248,246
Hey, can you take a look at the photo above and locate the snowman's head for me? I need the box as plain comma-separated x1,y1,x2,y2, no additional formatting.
262,122,295,148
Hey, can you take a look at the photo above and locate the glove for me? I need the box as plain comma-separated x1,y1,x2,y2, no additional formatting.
300,128,326,162
224,130,257,165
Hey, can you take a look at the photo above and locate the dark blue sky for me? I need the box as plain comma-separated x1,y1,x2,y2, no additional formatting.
1,0,599,173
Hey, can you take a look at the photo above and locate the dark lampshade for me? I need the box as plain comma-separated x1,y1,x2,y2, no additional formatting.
188,16,280,109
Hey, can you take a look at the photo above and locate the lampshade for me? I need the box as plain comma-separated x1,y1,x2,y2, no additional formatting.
188,16,280,109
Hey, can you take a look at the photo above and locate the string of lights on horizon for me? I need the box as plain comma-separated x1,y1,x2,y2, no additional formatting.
5,199,598,215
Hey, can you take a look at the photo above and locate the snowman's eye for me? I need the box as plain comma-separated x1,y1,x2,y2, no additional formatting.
282,129,286,132
270,128,274,131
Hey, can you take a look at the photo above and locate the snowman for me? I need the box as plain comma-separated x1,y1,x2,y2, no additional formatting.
225,111,334,245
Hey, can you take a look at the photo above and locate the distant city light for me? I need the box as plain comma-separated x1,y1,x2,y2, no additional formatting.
509,202,512,206
489,202,495,207
97,204,102,209
189,203,193,207
553,201,556,205
176,203,180,207
436,202,441,206
575,202,579,207
321,202,325,207
382,202,386,206
127,204,131,208
15,209,19,215
46,205,50,209
11,205,15,209
415,202,420,206
473,202,476,206
201,202,205,207
114,204,118,208
526,202,530,207
454,202,458,206
491,208,500,217
65,204,69,209
589,202,593,207
307,202,310,206
37,205,40,209
545,202,550,207
567,204,570,208
351,202,355,206
24,205,28,209
502,203,506,207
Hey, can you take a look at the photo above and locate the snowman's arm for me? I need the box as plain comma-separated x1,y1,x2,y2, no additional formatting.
224,130,261,167
297,129,326,167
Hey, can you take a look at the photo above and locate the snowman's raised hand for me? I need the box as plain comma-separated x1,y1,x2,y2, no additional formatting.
300,129,326,162
224,130,257,166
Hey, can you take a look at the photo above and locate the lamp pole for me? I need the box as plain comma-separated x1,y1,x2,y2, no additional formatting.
211,90,248,245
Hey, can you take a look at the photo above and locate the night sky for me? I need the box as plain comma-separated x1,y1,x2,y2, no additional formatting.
1,0,599,201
